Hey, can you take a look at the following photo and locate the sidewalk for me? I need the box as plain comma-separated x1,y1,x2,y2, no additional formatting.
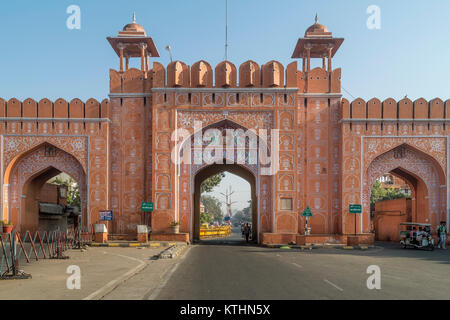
0,246,178,300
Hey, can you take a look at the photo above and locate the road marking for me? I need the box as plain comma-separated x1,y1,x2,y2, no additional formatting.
292,262,303,268
276,254,281,257
323,279,344,292
145,245,191,300
83,252,146,300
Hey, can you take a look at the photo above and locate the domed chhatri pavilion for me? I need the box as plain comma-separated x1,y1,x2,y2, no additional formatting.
0,15,448,245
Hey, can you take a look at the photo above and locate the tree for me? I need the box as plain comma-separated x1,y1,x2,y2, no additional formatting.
51,176,81,208
201,173,225,193
370,180,410,205
231,200,252,225
200,195,224,222
200,211,212,224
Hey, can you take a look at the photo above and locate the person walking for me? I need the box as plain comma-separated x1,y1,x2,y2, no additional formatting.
438,221,447,249
244,223,251,243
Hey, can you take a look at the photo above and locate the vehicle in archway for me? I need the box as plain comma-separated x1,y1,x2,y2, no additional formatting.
399,222,435,250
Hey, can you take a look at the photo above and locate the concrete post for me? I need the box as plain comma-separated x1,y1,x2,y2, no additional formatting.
94,224,108,243
137,225,148,243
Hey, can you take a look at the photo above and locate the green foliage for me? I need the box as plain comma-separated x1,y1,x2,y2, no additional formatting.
370,180,410,205
231,200,252,225
51,176,81,208
200,211,213,224
200,195,224,222
200,173,225,193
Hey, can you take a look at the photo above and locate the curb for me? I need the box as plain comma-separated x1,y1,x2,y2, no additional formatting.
89,242,183,248
158,244,188,259
263,243,375,251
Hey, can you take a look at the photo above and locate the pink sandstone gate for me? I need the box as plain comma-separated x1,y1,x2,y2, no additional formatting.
0,16,448,245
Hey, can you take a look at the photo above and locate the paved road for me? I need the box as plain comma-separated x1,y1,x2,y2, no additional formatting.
154,235,450,300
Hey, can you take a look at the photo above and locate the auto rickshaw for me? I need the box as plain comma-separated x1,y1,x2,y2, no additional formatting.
399,222,434,251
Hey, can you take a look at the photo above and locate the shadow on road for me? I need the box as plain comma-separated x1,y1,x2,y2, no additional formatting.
243,241,450,265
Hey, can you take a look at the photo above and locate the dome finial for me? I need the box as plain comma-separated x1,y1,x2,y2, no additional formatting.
315,13,318,24
132,12,136,23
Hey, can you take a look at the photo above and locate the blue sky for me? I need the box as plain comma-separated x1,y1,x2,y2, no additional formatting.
203,173,251,215
0,0,449,102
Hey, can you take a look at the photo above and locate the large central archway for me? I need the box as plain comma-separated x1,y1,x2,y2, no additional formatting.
174,117,274,244
193,164,257,241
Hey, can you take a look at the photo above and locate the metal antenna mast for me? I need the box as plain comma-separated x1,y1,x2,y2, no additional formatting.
225,0,229,61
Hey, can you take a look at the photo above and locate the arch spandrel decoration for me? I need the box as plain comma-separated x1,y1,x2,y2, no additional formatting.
177,111,274,131
3,136,88,174
363,137,447,176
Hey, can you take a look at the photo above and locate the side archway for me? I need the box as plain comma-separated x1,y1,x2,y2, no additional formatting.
3,143,87,232
364,144,446,235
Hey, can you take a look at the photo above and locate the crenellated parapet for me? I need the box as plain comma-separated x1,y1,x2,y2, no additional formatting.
342,97,450,121
109,61,341,94
0,97,110,121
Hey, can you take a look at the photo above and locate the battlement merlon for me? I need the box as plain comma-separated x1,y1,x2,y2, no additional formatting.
0,98,110,122
342,98,450,122
109,63,342,94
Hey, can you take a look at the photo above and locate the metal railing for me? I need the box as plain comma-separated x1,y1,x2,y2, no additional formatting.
200,225,232,239
0,225,93,280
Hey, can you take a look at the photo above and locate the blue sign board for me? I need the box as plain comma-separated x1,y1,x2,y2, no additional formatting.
99,210,113,221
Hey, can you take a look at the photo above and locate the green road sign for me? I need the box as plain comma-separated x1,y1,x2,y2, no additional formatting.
349,204,362,214
141,202,153,212
302,206,313,217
